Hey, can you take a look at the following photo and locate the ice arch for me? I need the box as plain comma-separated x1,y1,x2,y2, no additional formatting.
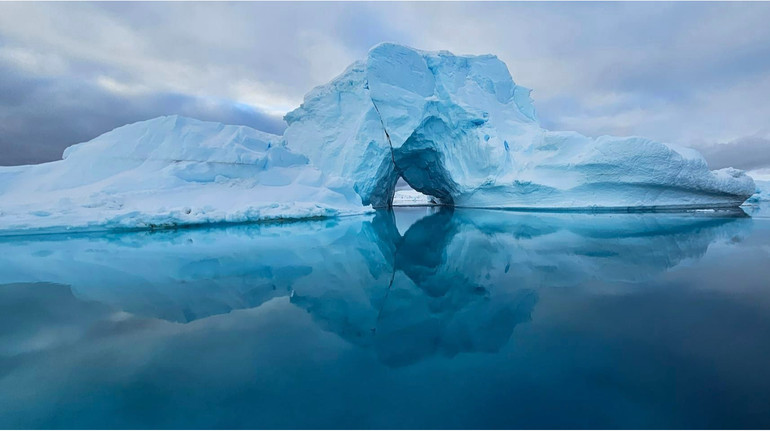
284,43,527,208
376,116,464,206
283,43,755,210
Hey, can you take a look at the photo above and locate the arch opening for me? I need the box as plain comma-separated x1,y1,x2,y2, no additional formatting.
371,116,461,208
390,116,459,207
392,178,437,207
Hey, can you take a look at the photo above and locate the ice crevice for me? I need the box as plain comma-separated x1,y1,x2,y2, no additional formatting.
368,94,405,207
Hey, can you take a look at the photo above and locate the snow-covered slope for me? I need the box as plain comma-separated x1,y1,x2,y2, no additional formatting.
0,116,364,233
285,43,755,209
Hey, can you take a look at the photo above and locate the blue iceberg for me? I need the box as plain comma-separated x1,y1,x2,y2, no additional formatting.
285,43,755,210
0,44,757,233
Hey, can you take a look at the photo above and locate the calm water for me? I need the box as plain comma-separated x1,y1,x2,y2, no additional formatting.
1,206,769,429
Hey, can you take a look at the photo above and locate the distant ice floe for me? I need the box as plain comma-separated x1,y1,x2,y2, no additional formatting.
746,169,770,203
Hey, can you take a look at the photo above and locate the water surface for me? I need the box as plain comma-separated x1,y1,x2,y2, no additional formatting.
1,207,769,429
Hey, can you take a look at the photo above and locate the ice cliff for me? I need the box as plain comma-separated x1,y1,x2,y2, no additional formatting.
285,43,755,210
0,43,758,233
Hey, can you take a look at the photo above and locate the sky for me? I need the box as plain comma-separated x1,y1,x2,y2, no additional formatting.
1,1,769,169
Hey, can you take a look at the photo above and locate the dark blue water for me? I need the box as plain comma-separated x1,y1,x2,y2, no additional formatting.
1,207,769,429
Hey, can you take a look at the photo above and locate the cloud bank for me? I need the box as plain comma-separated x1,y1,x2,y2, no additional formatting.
1,2,769,168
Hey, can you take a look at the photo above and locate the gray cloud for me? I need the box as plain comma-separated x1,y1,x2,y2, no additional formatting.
390,3,770,144
0,2,769,168
0,62,285,166
695,136,770,171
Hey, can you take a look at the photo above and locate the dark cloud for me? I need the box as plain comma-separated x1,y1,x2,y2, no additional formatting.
0,62,285,166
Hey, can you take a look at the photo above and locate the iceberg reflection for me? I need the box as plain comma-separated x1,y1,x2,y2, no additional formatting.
0,208,750,366
292,208,751,366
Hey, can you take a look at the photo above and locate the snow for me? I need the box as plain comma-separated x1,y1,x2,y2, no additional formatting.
0,116,365,234
285,43,755,210
0,44,760,234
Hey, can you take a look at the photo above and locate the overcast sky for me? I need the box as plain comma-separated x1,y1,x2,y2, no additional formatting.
1,2,769,169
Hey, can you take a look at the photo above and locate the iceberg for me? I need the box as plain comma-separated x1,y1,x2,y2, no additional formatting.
747,181,769,203
285,43,755,210
0,116,363,233
0,43,757,233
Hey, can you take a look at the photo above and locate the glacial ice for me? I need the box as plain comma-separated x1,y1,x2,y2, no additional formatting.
0,115,363,233
745,169,770,203
285,43,756,210
0,43,759,233
747,181,769,203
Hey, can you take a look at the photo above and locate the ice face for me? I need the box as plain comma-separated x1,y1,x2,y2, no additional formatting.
283,61,398,207
285,43,756,209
